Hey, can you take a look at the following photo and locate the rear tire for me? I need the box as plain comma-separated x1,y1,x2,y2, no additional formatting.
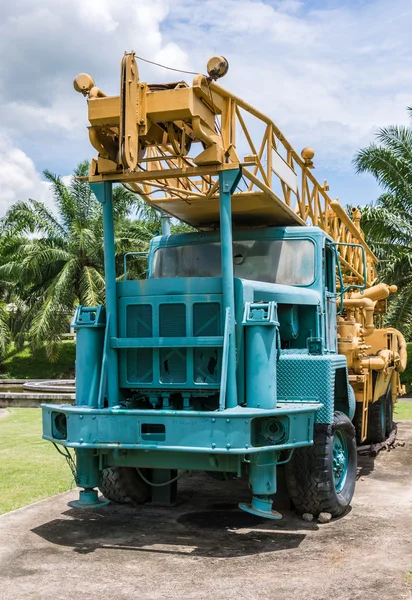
385,385,394,436
366,394,386,444
353,402,364,445
285,411,357,517
99,467,150,504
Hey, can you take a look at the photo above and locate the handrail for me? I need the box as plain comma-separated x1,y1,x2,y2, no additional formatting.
97,314,110,408
219,307,231,411
123,251,149,281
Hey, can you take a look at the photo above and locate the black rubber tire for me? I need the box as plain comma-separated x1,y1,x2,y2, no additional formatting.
385,385,394,437
99,467,150,504
353,402,364,445
285,411,357,517
119,468,151,504
99,467,130,503
366,394,386,444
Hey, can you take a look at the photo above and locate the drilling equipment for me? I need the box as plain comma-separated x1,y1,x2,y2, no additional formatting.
42,54,406,518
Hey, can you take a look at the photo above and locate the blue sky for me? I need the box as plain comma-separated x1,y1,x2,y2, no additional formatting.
0,0,411,215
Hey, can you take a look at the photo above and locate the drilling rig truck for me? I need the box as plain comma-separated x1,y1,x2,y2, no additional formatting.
42,54,407,519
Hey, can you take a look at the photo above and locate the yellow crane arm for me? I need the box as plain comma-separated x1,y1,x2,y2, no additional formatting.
74,52,377,287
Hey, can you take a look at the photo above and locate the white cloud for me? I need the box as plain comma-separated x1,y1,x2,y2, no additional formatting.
0,135,53,215
0,0,412,212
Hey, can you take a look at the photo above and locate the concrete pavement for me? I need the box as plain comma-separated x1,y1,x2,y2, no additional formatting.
1,423,412,600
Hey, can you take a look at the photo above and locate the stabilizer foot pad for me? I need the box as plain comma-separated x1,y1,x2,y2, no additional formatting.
68,489,110,510
238,502,282,520
239,495,282,520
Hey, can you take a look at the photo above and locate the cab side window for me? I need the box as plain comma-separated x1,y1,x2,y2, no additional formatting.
325,244,335,293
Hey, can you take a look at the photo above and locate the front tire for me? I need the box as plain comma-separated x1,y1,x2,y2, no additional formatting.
99,467,150,504
285,411,357,517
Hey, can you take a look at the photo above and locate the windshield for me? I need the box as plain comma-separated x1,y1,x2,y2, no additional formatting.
152,239,315,286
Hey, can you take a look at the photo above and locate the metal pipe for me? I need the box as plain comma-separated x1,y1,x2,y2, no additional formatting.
386,327,407,373
90,182,120,406
340,297,375,337
361,356,386,371
218,169,241,409
161,212,171,235
351,283,397,302
245,324,277,409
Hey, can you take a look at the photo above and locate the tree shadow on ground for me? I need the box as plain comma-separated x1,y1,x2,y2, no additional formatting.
31,474,317,558
31,503,313,558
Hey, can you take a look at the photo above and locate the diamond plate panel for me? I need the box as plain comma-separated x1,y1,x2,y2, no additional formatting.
277,354,347,423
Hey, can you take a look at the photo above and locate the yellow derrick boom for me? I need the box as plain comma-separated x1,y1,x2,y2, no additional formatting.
74,52,377,288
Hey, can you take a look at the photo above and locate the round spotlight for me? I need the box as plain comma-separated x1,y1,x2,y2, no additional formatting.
207,56,229,80
73,73,95,96
301,147,315,160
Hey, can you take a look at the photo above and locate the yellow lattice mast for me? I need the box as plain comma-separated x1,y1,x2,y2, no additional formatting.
74,52,378,291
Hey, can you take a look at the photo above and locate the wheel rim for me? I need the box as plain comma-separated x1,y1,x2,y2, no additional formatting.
333,430,348,493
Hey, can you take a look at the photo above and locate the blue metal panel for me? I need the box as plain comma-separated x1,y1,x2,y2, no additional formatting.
112,337,224,348
107,450,241,472
117,277,223,297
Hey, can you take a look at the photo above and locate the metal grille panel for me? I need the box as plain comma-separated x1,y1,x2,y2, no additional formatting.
127,304,152,337
126,304,153,382
193,303,221,336
159,303,186,337
122,298,222,388
160,349,187,383
127,349,153,383
194,348,221,384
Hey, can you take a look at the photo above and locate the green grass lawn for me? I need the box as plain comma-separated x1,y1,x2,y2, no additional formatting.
0,408,73,515
1,340,75,379
394,401,412,420
1,401,411,516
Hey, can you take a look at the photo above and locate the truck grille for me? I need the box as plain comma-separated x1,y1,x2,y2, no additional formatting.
124,301,222,387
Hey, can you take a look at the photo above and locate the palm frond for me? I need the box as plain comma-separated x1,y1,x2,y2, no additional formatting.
43,169,76,227
78,266,105,306
353,145,412,202
2,199,65,238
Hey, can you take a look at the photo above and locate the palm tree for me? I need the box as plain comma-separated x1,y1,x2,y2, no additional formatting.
353,111,412,336
0,161,157,358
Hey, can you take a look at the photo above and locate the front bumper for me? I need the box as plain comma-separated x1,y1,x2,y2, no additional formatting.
42,402,321,455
